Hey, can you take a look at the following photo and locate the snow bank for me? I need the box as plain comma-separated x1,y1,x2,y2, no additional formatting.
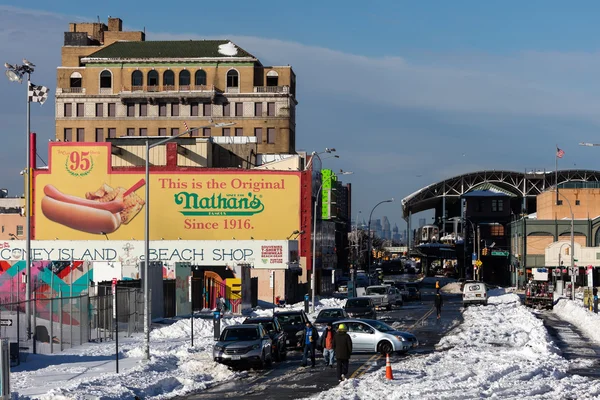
440,282,461,294
307,293,600,399
12,316,245,399
253,297,346,320
554,298,600,345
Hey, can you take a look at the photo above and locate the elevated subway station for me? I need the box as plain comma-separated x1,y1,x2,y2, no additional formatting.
401,170,600,283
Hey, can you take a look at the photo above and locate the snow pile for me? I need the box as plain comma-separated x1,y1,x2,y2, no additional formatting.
554,298,600,345
12,316,244,399
308,293,600,399
440,282,461,294
253,297,346,320
218,41,238,56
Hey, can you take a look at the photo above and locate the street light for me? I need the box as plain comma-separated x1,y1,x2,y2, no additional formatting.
367,199,394,278
5,60,37,340
554,190,575,301
143,121,234,360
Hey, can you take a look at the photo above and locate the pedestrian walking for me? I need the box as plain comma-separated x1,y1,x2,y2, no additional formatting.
299,321,319,368
333,323,352,382
319,322,336,368
434,289,443,319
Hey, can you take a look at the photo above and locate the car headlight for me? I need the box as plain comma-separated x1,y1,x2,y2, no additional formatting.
251,344,260,350
214,344,224,350
395,335,407,342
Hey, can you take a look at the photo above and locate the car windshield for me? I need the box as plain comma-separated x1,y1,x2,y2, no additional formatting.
221,328,259,341
246,320,275,332
277,314,304,325
408,288,417,293
366,287,387,295
346,299,370,307
367,320,395,333
318,310,343,318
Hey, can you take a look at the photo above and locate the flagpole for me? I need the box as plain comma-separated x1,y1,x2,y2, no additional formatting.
555,145,559,206
25,73,32,340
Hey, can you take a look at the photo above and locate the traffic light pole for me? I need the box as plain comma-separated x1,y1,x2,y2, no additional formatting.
476,225,481,281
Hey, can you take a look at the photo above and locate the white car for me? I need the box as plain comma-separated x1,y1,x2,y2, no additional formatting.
364,285,403,310
463,281,488,306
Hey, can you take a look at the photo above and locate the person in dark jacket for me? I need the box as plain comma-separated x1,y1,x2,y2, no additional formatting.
319,323,336,367
299,321,319,368
333,323,352,381
434,289,443,319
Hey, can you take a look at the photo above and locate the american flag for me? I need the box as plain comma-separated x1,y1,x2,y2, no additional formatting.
556,147,565,158
183,121,190,132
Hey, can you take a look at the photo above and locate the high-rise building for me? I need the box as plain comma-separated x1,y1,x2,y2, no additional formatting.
382,216,391,240
392,224,401,242
373,219,383,239
55,17,297,154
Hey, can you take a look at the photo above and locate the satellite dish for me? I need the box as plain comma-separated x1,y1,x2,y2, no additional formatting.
5,69,21,83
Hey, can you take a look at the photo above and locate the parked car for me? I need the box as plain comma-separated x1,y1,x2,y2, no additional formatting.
463,281,488,306
364,285,403,310
274,310,310,349
332,319,418,354
213,324,273,368
242,316,288,361
407,286,421,301
395,283,409,300
344,297,377,319
313,308,349,330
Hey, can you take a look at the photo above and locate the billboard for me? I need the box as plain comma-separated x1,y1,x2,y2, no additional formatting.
0,240,299,270
321,169,337,220
33,143,300,241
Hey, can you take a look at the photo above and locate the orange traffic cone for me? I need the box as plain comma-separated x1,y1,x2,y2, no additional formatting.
385,353,393,380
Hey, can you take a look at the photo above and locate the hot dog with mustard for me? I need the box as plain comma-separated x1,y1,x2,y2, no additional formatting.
41,196,122,234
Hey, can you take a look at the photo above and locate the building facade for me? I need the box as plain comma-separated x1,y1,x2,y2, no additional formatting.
55,17,297,154
0,190,25,241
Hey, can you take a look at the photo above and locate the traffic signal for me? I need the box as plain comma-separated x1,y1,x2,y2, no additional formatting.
372,249,377,258
378,272,384,281
482,248,488,256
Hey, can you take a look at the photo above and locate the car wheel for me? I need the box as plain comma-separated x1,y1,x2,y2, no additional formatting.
280,347,287,361
273,346,281,362
257,351,266,369
378,341,393,355
266,351,273,368
386,304,392,311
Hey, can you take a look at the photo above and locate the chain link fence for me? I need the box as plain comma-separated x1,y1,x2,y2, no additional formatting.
0,287,145,365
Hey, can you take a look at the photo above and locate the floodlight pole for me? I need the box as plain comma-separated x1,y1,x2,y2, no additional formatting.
25,70,32,339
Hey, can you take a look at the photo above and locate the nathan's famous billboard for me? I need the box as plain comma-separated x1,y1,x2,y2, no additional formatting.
33,143,301,241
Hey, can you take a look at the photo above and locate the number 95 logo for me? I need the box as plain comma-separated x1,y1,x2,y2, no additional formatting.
65,151,94,177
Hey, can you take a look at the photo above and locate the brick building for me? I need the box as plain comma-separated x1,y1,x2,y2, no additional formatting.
55,17,297,154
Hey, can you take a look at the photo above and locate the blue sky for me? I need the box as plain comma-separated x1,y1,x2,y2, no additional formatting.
2,2,600,232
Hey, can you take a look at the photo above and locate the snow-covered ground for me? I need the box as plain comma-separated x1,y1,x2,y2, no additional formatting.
253,297,346,321
10,297,346,399
307,293,600,400
554,297,600,345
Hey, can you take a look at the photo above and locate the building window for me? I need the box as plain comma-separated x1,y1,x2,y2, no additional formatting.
64,103,72,117
163,70,175,88
76,103,84,117
171,128,179,136
203,128,211,137
267,128,275,144
235,128,243,137
190,102,199,116
195,70,207,86
596,252,600,260
254,102,263,116
491,199,504,212
235,103,243,117
95,128,104,142
203,103,212,116
223,103,230,117
267,102,275,116
76,128,85,142
490,224,504,236
139,103,147,117
148,70,159,87
139,128,147,136
159,128,167,136
108,103,116,117
70,72,82,88
100,70,112,88
254,128,262,142
127,128,135,136
16,225,23,236
171,103,179,117
64,128,72,142
127,103,135,117
108,128,116,138
95,103,103,117
266,71,279,86
557,200,563,205
132,70,143,88
226,70,239,88
159,103,167,117
576,200,581,206
179,70,190,87
223,128,231,136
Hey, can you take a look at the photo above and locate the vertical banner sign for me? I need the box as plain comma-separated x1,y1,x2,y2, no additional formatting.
112,277,119,374
270,271,274,289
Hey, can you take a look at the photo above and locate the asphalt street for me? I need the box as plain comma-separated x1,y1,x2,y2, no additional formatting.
181,277,463,400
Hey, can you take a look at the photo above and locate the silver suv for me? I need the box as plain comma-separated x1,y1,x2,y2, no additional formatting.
213,324,273,368
332,319,418,354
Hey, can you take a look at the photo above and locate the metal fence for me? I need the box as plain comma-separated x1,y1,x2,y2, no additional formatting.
0,287,144,364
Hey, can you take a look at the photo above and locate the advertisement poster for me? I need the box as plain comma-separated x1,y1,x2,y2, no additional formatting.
33,143,301,241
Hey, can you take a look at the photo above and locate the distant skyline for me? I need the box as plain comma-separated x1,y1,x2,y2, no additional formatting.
2,3,600,229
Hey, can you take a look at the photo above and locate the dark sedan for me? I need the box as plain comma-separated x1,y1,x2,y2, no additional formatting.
407,287,421,301
243,316,288,361
313,308,348,330
275,310,310,349
343,297,376,319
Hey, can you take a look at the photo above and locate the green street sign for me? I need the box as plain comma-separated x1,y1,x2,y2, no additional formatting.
491,251,509,257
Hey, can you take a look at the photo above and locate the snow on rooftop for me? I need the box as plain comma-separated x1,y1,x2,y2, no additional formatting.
218,41,238,56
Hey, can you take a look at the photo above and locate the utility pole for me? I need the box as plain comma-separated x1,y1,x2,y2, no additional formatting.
477,224,481,281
